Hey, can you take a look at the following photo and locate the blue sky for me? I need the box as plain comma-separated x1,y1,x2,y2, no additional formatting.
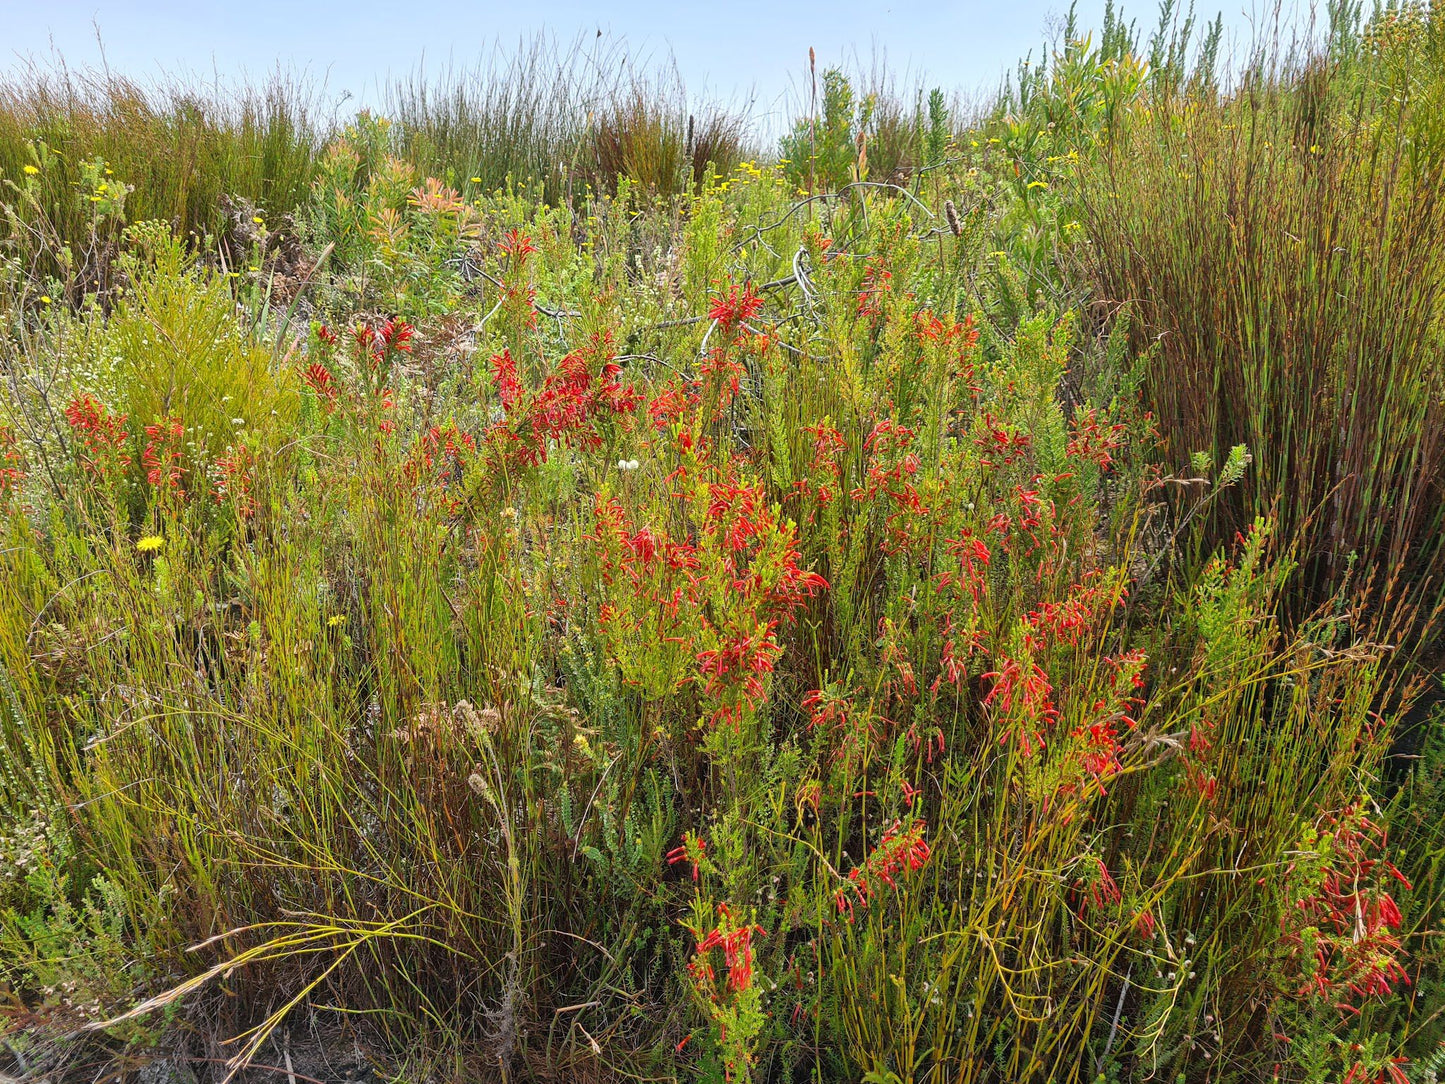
7,0,1313,129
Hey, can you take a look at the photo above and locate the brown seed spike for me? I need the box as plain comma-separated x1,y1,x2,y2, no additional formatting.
944,199,963,237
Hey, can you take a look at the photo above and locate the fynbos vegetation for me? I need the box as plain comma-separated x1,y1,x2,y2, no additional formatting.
1,8,1443,1083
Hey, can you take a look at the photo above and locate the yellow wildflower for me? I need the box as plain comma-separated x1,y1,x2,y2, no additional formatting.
136,535,165,553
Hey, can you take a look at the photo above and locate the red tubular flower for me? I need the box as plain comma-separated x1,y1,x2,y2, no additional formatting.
802,420,846,479
597,359,641,415
700,351,746,411
836,821,932,920
0,426,21,500
490,339,641,466
982,654,1059,756
666,832,707,882
1076,858,1122,918
65,395,131,477
1133,909,1156,942
707,282,765,332
490,349,522,412
856,257,892,318
380,318,414,353
647,383,695,430
499,227,537,263
1067,407,1128,472
697,624,782,707
689,906,766,994
975,413,1033,468
804,686,885,768
304,362,339,406
1281,804,1414,1013
141,417,186,489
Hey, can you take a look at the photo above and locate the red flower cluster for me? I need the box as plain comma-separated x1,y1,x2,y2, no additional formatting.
976,414,1033,469
1133,908,1156,942
498,227,537,263
853,419,935,553
789,420,848,513
804,421,846,474
856,257,893,318
1069,649,1146,784
589,471,825,732
1074,858,1123,919
802,685,883,769
382,319,415,353
1342,1057,1411,1084
1067,407,1128,472
0,425,23,504
697,623,783,709
1025,577,1118,649
303,362,340,408
490,349,522,412
982,654,1058,757
592,497,701,594
647,381,698,431
689,904,766,994
707,282,765,332
835,820,931,921
939,531,991,604
1181,718,1218,801
375,386,397,436
914,309,981,388
702,479,829,613
354,318,415,377
400,423,477,514
666,832,708,882
65,395,130,478
699,349,747,413
1283,806,1412,1010
142,417,185,490
487,337,640,466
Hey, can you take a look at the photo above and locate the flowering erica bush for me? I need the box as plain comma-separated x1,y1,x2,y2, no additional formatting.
0,51,1438,1084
